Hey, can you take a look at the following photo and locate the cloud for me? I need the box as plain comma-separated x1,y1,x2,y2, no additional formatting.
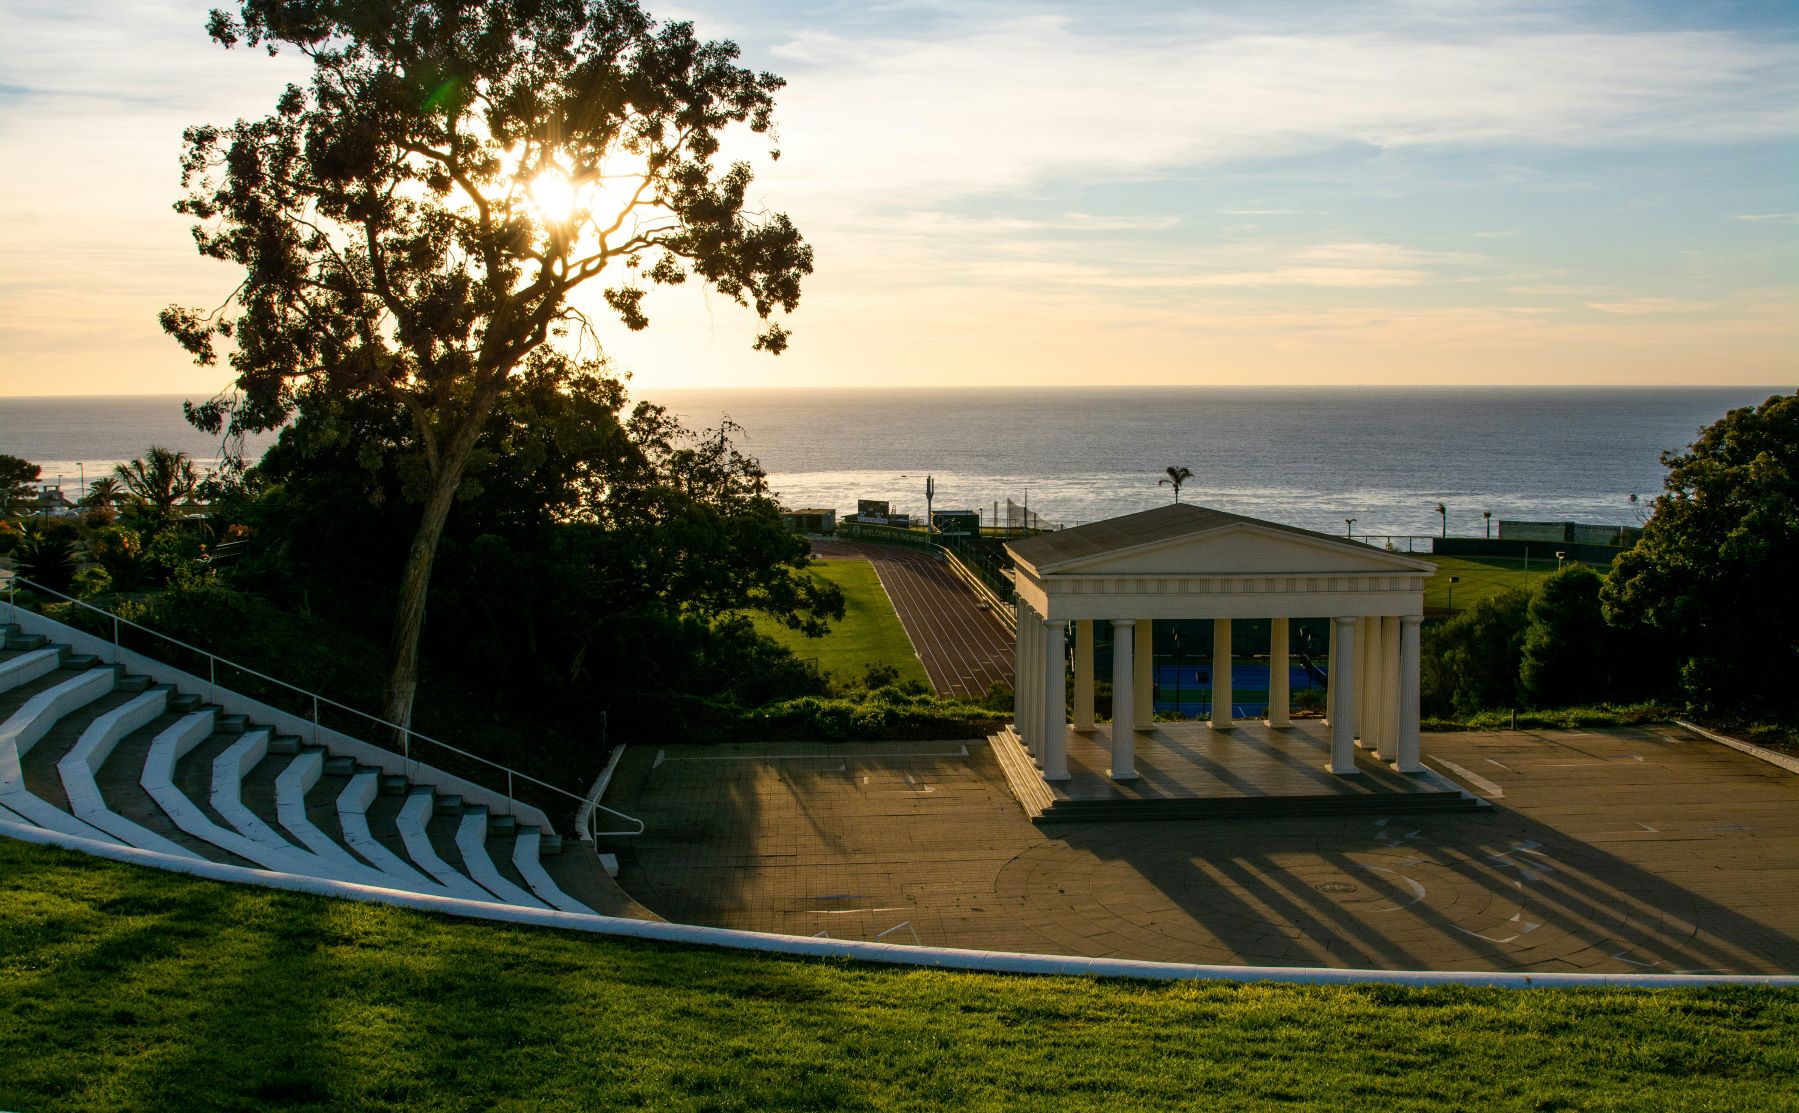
1735,213,1799,223
759,14,1799,209
1586,298,1720,315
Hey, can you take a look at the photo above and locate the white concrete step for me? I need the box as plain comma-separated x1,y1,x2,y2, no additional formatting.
273,749,393,888
143,711,316,873
211,730,321,870
513,827,595,914
336,771,447,894
455,810,546,908
0,647,62,694
396,792,494,903
0,669,122,843
57,690,194,857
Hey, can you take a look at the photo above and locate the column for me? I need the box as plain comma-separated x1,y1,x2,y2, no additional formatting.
1378,615,1401,761
1110,619,1138,780
1072,620,1095,731
1026,616,1042,765
1133,619,1155,732
1394,615,1424,772
1265,617,1290,728
1356,617,1379,749
1013,614,1030,751
1042,620,1069,780
1210,617,1234,729
1328,616,1359,774
1324,620,1337,727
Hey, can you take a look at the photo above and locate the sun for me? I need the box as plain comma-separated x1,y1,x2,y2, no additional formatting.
528,171,586,225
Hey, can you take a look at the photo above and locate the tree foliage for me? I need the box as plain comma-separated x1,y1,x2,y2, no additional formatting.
1519,565,1609,708
216,358,842,741
1603,391,1799,721
114,447,201,526
1159,466,1192,503
0,454,41,517
162,0,811,726
1422,588,1530,717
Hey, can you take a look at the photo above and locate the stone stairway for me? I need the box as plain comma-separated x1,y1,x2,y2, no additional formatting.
0,623,648,919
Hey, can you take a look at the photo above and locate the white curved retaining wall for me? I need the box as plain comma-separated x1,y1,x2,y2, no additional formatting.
5,817,1796,989
0,605,554,834
0,647,63,693
58,692,193,856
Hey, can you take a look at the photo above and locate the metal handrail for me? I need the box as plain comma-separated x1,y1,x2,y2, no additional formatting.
2,576,643,841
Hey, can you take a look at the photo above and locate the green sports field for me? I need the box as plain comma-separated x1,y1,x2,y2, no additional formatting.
1422,554,1604,613
750,560,930,688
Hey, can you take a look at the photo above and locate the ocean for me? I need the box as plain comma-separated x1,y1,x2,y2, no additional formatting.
3,387,1784,537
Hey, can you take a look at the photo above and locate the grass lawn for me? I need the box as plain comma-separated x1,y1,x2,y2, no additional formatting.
1422,554,1606,612
752,560,930,689
2,840,1796,1111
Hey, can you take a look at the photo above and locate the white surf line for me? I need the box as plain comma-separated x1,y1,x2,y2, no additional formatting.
8,816,1799,989
1426,756,1504,799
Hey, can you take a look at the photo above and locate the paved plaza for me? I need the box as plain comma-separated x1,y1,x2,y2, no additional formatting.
606,724,1799,974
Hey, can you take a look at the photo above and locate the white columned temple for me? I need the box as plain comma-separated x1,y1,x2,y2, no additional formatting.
1005,504,1435,788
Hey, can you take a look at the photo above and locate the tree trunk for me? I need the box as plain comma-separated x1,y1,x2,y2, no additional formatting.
380,396,498,731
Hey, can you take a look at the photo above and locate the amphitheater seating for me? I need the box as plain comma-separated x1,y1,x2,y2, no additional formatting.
0,622,600,915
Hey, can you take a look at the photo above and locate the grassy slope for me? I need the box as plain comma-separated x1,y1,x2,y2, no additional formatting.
2,839,1796,1112
752,560,931,689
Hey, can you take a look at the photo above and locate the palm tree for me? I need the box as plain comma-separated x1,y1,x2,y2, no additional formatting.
1160,465,1194,504
80,475,122,509
115,447,199,523
1435,501,1447,538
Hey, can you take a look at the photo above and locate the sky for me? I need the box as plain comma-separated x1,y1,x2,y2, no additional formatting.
0,0,1794,396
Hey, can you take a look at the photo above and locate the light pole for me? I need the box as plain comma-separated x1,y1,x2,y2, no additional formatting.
902,474,935,544
1345,518,1356,540
1556,550,1567,571
78,462,85,503
1483,510,1492,539
1447,575,1460,614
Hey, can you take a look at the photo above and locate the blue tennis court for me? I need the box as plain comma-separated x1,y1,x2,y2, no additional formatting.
1150,662,1324,718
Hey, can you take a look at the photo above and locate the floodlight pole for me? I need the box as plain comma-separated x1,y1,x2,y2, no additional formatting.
1345,518,1356,540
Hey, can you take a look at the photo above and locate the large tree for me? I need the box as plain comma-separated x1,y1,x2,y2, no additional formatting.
1603,392,1798,721
163,0,811,727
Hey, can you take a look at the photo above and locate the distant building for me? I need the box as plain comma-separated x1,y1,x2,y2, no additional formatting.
780,507,837,535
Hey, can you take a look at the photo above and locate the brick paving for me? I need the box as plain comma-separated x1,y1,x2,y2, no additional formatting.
606,724,1799,974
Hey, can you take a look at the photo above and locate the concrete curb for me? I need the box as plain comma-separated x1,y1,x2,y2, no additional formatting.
5,817,1795,989
1676,720,1799,777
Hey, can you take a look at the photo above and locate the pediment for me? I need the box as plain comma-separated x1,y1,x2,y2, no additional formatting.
1039,522,1434,577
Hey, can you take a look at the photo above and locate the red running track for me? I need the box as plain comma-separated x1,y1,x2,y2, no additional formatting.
810,539,1015,698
